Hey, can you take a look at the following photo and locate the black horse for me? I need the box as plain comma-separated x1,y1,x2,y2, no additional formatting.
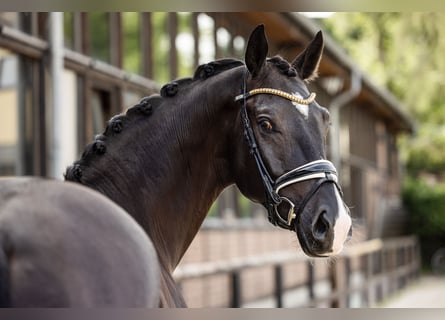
0,25,351,307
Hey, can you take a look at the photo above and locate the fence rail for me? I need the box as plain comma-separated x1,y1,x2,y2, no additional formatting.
174,236,420,307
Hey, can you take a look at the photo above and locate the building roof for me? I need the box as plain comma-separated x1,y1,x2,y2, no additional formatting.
229,12,415,134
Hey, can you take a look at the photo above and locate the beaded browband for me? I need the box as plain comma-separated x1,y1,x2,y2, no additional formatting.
235,88,316,105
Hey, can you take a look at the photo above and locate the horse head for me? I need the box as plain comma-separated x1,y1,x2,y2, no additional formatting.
232,25,352,257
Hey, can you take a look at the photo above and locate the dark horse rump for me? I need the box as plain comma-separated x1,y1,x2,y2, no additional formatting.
0,177,159,307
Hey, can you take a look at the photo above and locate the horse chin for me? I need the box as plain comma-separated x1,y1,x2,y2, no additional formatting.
289,185,352,257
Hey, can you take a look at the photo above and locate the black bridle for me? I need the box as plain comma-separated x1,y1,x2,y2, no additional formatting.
235,69,343,230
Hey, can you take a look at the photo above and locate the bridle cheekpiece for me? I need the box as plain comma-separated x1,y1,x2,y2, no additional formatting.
235,69,342,230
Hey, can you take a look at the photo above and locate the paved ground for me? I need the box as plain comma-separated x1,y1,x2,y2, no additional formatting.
380,275,445,308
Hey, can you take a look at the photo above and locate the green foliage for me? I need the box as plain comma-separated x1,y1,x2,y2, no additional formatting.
403,178,445,237
176,12,194,78
63,13,74,49
238,194,252,217
88,13,110,63
322,13,445,172
403,178,445,268
123,12,141,74
406,127,445,176
323,13,445,126
322,13,445,248
152,12,170,84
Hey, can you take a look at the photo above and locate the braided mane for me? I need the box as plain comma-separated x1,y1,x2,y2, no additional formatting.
65,59,244,182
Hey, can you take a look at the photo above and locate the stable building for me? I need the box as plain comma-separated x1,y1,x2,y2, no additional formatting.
0,12,415,307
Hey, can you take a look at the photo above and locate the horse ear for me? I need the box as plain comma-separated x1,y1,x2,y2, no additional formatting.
245,24,269,78
292,30,324,81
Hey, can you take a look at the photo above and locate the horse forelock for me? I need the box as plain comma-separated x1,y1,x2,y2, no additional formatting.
267,56,297,78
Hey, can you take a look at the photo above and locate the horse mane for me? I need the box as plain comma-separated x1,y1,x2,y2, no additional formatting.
64,56,297,182
193,58,244,80
65,58,244,182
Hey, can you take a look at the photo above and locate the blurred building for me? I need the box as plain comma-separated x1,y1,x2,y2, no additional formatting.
0,12,415,307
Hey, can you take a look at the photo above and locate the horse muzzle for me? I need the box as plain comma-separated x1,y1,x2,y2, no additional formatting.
268,160,352,257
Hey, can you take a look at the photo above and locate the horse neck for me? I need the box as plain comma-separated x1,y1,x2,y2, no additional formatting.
72,67,243,270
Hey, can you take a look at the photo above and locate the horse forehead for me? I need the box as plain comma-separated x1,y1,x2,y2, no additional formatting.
291,92,310,120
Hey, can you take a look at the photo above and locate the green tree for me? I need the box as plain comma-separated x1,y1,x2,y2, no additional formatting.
322,13,445,266
123,12,141,74
322,12,445,175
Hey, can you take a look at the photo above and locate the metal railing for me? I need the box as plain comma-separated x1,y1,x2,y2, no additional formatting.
174,236,420,307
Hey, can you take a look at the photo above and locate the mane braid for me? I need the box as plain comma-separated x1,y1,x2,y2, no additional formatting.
65,58,243,183
64,94,164,182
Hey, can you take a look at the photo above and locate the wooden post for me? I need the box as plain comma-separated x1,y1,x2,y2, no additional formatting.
109,13,122,68
367,253,374,306
230,271,241,308
191,13,200,69
360,255,368,306
274,265,283,308
307,261,315,306
344,257,351,307
330,258,348,308
140,13,153,79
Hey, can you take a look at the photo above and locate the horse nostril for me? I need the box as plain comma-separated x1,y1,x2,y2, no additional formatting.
313,211,331,240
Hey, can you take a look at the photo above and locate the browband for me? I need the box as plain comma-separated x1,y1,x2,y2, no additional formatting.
235,88,316,105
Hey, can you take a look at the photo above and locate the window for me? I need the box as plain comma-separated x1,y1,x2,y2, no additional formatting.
0,49,45,176
0,49,18,175
349,104,377,164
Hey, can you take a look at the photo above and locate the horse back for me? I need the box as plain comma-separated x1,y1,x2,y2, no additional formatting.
0,177,160,307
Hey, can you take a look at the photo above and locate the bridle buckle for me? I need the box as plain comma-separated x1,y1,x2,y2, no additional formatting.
280,197,296,226
271,160,341,229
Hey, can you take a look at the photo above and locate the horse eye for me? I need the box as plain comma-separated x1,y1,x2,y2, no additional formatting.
259,119,273,132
